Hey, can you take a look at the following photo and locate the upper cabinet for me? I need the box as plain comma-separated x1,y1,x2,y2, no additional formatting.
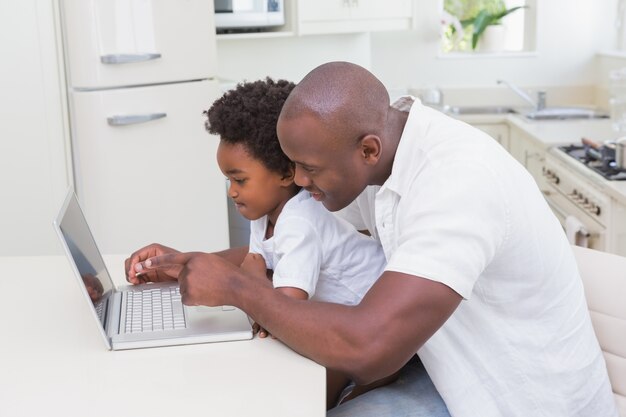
216,0,415,39
297,0,413,35
61,0,218,89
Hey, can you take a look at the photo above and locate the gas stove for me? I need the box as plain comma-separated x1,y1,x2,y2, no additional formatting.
558,144,626,181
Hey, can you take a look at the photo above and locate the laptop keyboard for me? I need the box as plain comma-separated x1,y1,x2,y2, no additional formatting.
124,287,187,333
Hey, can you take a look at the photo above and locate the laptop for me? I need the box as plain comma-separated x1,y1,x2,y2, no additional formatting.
53,188,253,350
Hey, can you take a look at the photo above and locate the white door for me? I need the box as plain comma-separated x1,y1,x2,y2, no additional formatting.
61,0,217,88
70,79,229,254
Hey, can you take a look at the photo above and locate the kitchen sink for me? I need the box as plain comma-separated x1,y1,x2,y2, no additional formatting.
446,105,517,115
524,107,610,120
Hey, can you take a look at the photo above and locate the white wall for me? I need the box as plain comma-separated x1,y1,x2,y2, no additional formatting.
370,0,618,91
216,0,618,92
0,0,70,256
216,33,371,83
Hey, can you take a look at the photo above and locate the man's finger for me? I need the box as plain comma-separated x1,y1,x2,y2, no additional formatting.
142,252,198,270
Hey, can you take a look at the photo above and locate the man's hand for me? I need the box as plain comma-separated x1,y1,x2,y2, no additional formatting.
137,251,274,306
125,243,181,284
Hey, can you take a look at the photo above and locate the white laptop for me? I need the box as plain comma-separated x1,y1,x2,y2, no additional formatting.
53,188,253,350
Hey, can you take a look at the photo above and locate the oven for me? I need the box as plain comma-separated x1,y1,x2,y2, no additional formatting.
541,151,610,251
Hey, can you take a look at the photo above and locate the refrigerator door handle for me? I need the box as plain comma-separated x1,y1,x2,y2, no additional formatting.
100,53,162,65
107,113,167,126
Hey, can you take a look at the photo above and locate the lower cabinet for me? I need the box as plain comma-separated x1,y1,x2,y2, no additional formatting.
508,125,548,191
472,123,510,151
611,198,626,256
69,79,229,255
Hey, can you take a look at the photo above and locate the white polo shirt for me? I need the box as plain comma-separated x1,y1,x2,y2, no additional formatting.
336,98,617,417
249,189,386,305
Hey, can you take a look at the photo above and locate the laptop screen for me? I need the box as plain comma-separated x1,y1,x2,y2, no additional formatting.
56,191,115,324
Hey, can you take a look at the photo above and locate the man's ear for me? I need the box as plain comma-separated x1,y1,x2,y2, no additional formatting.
360,135,382,165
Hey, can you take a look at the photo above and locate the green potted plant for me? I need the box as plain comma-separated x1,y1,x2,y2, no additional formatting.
461,6,527,50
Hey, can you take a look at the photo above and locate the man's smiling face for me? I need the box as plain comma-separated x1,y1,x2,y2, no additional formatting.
277,113,369,212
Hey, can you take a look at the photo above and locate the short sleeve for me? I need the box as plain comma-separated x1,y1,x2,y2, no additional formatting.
385,162,508,299
272,216,323,298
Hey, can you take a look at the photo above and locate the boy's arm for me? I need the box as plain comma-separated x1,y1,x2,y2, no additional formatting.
241,254,308,300
276,287,308,300
242,253,309,337
214,246,249,266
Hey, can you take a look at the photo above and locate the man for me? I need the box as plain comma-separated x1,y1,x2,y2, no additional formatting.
127,62,617,417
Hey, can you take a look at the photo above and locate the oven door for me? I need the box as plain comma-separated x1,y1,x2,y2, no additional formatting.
543,190,607,251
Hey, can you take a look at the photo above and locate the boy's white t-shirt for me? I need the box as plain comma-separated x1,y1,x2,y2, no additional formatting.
249,189,385,305
336,98,618,417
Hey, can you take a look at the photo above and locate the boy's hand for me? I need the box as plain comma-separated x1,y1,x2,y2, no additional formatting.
125,243,181,284
252,322,277,339
240,253,268,280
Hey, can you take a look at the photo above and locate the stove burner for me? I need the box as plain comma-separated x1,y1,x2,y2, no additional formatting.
558,144,626,180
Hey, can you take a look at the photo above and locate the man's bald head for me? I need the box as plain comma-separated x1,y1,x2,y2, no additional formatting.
276,62,402,211
280,62,390,142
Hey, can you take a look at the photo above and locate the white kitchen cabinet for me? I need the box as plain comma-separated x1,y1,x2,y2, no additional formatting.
0,0,71,256
70,80,228,255
473,123,510,151
509,125,548,191
609,198,626,256
297,0,413,35
61,0,217,89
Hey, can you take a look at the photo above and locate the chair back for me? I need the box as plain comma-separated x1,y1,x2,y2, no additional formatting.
572,246,626,416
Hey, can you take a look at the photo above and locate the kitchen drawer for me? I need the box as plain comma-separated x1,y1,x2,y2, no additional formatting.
61,0,217,89
297,0,412,34
69,79,228,254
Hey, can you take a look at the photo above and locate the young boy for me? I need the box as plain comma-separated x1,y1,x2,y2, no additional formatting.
205,78,391,408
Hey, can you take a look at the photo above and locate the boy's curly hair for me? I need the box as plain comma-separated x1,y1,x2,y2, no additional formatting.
204,77,296,176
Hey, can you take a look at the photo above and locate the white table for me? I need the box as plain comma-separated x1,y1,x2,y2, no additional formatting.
0,255,325,417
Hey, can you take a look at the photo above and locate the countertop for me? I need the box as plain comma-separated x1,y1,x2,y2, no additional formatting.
453,111,626,206
0,255,325,417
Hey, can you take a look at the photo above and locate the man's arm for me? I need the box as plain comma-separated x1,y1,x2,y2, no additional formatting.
240,270,461,384
142,252,461,384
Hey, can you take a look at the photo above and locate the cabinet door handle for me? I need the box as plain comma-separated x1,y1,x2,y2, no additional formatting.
100,53,162,65
107,113,167,126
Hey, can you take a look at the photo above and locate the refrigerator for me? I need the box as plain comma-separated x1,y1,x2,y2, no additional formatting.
60,0,229,255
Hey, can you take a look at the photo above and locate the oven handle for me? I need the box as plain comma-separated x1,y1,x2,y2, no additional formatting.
543,191,570,219
543,191,593,238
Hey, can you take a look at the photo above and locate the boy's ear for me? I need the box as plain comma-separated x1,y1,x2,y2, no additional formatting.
280,165,296,186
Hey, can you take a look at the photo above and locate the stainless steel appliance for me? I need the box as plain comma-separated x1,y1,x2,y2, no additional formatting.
557,138,626,181
214,0,284,32
543,139,626,257
542,151,610,252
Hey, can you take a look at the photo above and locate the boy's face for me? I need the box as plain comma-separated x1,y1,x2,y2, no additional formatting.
216,141,293,221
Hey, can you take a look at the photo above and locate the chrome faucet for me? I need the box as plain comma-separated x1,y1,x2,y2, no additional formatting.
497,79,546,111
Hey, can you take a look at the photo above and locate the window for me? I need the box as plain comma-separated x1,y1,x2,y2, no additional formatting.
441,0,535,54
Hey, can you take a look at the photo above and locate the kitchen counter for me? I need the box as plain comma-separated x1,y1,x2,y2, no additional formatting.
506,115,617,149
452,111,626,205
549,146,626,207
455,112,616,148
0,255,325,417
